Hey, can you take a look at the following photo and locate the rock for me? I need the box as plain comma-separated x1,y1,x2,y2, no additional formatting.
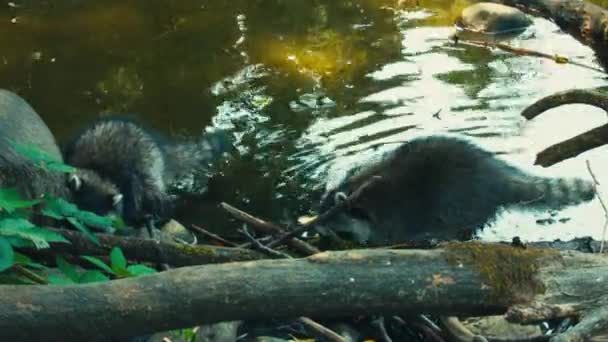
455,2,532,38
160,219,197,245
462,315,542,339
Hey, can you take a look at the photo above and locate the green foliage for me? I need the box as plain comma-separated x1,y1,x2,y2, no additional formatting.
110,247,127,273
0,218,68,249
48,255,112,285
178,328,199,342
82,247,157,278
0,237,14,272
43,197,119,245
0,188,40,213
7,139,76,173
0,141,154,285
80,256,114,274
13,252,46,269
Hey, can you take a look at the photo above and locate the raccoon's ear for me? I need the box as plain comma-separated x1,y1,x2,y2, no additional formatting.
68,174,82,191
112,194,124,206
334,191,348,204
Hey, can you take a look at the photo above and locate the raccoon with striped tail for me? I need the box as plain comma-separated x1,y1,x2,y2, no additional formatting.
316,135,595,246
63,116,234,231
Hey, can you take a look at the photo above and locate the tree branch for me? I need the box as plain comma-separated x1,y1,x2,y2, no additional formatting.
2,242,608,341
18,228,266,268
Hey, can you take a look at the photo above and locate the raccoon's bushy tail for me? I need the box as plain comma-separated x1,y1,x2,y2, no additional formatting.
507,173,596,208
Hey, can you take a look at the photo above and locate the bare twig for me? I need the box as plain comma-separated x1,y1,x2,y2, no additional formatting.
298,317,347,342
393,316,445,342
372,317,393,342
417,315,443,334
191,224,239,247
453,39,606,75
221,202,320,255
220,203,283,235
13,265,48,285
586,160,608,253
239,227,291,259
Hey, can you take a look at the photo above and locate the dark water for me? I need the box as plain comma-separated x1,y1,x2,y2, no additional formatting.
2,0,608,241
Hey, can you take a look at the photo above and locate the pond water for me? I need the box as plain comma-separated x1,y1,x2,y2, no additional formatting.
2,0,608,243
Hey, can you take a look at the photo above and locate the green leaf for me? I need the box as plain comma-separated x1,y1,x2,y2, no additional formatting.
55,256,79,282
14,252,48,269
0,217,34,230
111,216,127,230
76,210,114,229
78,270,110,283
5,236,35,248
47,273,75,285
13,252,32,264
8,139,76,173
43,197,113,235
0,237,14,272
66,217,99,245
0,219,69,249
0,188,40,213
126,264,157,277
42,197,78,218
81,256,115,275
110,247,127,272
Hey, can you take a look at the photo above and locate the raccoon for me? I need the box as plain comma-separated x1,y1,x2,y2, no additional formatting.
317,135,595,246
0,89,71,201
63,116,234,228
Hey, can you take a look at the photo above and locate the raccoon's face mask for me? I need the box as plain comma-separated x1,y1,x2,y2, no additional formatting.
67,170,124,218
315,190,375,245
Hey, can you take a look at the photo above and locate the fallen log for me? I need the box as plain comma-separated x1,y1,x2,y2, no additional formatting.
2,242,608,341
491,0,608,70
18,228,266,267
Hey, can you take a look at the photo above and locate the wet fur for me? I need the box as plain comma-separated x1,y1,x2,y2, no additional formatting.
318,135,595,245
63,116,233,227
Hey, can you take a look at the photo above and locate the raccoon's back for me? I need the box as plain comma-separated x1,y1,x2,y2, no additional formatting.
63,117,165,178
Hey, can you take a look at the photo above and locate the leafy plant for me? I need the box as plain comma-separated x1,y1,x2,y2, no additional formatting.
0,141,121,280
81,247,157,279
47,255,110,285
0,142,151,285
7,139,76,173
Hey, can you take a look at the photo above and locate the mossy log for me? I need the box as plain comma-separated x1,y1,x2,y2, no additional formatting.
520,88,608,167
491,0,608,70
19,228,266,267
2,242,608,341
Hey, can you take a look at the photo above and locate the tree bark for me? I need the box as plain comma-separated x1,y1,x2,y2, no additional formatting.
19,228,266,267
492,0,608,70
2,242,608,341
